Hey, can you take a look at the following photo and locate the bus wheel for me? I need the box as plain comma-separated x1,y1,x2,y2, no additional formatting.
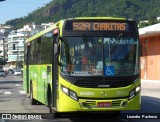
48,97,53,113
30,84,37,105
48,97,57,118
47,87,52,113
48,95,58,118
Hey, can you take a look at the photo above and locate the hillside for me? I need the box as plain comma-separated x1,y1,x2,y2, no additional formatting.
5,0,160,29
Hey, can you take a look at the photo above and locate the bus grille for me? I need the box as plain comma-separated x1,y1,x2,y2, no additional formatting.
112,100,122,106
81,100,122,107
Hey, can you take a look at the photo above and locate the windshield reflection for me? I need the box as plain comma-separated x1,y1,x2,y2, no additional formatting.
60,36,139,76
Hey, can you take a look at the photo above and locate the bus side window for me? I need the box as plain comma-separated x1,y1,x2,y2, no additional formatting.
37,37,41,64
40,32,53,64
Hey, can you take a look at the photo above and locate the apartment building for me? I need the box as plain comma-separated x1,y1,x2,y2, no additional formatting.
7,23,45,69
0,25,12,69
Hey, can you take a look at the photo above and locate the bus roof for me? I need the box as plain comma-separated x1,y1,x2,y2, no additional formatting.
72,17,126,21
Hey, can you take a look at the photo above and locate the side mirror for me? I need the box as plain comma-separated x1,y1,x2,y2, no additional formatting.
54,43,58,55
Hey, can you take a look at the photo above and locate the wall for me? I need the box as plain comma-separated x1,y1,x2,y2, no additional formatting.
140,32,160,80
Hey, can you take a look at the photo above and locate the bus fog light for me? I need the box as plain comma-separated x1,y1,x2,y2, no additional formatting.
69,90,78,100
129,90,135,100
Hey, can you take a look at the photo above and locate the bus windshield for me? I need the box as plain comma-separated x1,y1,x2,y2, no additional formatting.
60,36,139,77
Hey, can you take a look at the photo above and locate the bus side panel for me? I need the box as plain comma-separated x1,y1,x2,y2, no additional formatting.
29,65,38,101
37,65,49,105
29,64,52,105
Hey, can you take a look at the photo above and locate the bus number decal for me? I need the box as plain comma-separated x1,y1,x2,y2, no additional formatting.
116,91,127,96
80,91,94,96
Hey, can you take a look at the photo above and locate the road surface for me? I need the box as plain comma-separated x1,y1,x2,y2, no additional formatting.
0,76,160,122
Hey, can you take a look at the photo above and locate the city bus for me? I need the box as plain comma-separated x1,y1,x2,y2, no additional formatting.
23,17,141,116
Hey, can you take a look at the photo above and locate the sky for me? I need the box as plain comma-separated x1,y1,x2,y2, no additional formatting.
0,0,52,24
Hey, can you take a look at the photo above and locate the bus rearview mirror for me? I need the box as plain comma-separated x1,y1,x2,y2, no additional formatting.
54,43,58,55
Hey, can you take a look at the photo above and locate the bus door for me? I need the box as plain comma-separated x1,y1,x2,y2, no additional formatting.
52,31,59,108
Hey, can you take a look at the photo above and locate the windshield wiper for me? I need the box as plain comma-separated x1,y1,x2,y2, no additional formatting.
80,33,88,43
80,33,95,55
117,33,124,40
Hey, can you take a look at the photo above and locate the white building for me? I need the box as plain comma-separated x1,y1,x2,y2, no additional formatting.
139,20,149,24
41,22,54,29
139,23,160,35
0,37,5,58
0,25,12,35
0,25,12,60
7,23,45,69
157,17,160,21
7,30,26,68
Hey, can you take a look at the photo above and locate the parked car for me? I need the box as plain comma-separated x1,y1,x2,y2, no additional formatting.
14,69,22,76
0,69,6,78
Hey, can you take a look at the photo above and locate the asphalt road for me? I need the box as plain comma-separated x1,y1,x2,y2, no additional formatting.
0,76,160,122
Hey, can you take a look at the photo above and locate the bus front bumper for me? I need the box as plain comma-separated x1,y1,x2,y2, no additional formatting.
57,92,141,112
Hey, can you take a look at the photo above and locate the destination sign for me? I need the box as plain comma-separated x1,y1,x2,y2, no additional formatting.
64,20,137,31
73,22,126,31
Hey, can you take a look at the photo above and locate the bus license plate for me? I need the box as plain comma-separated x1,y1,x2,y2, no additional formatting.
97,102,111,107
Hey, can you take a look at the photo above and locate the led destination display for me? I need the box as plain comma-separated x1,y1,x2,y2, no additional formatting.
73,22,126,31
64,20,136,31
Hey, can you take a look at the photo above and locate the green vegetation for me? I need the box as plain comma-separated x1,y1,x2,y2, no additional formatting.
0,58,6,65
0,51,6,65
5,0,160,29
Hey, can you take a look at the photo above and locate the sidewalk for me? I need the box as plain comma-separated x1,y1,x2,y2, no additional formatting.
141,79,160,89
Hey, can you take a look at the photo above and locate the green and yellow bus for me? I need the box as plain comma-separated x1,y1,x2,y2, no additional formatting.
23,17,141,116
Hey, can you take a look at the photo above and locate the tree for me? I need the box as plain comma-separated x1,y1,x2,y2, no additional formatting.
0,50,6,65
0,58,6,65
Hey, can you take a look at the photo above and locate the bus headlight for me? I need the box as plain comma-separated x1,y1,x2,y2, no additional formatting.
61,85,78,101
129,86,140,100
62,86,69,95
136,86,140,92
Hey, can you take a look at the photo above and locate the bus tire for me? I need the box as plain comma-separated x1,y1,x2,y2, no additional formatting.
47,87,58,118
47,87,53,113
30,83,37,105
